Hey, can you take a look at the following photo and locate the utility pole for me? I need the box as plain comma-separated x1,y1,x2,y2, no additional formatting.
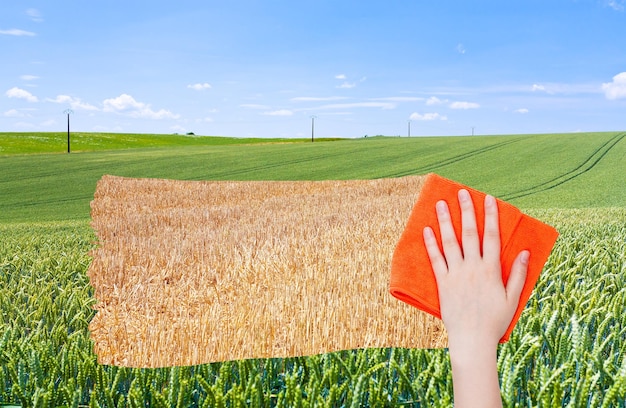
408,120,411,137
311,115,316,142
64,109,73,153
471,126,475,136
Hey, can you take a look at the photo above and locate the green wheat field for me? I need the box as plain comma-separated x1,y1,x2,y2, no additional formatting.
0,131,625,406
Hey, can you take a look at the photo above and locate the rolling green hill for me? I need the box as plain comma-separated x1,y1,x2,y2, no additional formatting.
0,131,624,223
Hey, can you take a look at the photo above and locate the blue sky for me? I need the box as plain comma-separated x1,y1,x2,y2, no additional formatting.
1,1,625,138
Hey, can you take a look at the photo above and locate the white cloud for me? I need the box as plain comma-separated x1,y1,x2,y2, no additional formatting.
514,108,529,114
0,29,36,36
48,95,99,111
310,102,396,110
5,87,38,102
48,95,75,104
370,97,423,102
20,75,39,81
410,112,447,121
426,96,447,105
240,104,270,109
187,83,212,91
319,111,352,116
333,74,364,88
26,8,43,22
102,94,180,119
456,43,466,54
605,0,624,11
602,72,626,100
337,82,356,89
263,109,293,116
291,96,348,102
450,101,480,109
102,94,142,111
529,82,599,95
3,109,26,117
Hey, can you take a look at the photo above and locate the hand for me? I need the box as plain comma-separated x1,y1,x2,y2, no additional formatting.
423,189,529,347
422,189,529,407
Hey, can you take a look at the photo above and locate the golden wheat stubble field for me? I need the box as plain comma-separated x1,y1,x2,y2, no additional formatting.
88,175,446,368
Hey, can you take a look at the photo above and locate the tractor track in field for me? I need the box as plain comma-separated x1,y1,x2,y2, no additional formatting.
10,195,89,207
500,132,625,201
209,138,523,181
376,138,523,179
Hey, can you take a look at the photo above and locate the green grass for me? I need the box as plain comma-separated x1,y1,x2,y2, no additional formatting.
0,131,624,223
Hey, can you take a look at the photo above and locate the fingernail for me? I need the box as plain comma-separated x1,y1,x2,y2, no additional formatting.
423,226,434,239
436,200,447,214
520,250,530,265
485,194,496,207
458,189,470,202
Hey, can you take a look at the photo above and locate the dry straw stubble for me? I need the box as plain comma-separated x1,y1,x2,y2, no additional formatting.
88,175,446,368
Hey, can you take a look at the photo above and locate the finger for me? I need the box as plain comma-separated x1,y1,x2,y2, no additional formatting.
458,189,480,260
435,200,463,264
482,194,501,267
505,250,529,310
423,226,449,279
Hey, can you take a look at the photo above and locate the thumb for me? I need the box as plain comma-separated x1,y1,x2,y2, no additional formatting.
506,250,530,309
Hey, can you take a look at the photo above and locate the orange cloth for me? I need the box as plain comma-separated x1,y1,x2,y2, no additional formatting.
390,173,559,343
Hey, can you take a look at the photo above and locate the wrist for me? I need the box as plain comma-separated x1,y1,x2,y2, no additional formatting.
447,334,499,368
447,336,503,408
